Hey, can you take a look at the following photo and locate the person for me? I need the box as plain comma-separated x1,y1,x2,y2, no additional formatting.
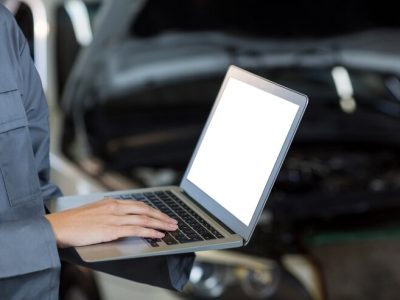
0,4,183,299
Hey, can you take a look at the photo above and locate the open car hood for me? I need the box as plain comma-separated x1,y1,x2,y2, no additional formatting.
59,0,400,114
61,28,400,113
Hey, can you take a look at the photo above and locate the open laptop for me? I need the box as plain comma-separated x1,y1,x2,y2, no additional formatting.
47,65,308,262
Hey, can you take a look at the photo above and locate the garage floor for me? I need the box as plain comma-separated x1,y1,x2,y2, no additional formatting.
310,238,400,300
95,272,181,300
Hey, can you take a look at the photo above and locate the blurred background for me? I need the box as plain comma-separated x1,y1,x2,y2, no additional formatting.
3,0,400,299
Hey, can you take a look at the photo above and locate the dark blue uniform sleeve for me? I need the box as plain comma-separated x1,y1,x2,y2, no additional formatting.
0,5,61,299
17,21,63,202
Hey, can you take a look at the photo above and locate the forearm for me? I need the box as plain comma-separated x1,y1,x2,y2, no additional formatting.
44,198,178,248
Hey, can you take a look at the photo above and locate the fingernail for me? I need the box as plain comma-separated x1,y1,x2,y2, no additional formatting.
169,224,178,230
170,219,178,224
158,232,165,238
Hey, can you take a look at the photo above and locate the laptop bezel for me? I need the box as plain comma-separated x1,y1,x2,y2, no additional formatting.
180,65,308,243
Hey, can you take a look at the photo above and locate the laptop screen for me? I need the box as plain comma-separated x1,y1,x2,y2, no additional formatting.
187,77,300,226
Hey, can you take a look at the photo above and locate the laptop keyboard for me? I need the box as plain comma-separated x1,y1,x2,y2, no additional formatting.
113,191,224,247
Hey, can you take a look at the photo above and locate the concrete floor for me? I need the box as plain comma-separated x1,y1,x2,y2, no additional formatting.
95,272,181,300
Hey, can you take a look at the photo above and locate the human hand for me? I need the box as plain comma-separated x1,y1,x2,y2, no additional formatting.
45,198,178,248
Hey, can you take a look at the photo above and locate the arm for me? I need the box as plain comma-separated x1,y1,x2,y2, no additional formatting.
10,9,178,248
0,9,176,280
46,198,178,248
0,8,60,281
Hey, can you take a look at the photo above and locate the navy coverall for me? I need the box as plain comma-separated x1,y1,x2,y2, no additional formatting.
0,4,62,299
0,5,194,299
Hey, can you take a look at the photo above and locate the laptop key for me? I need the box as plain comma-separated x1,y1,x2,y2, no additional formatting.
203,233,216,240
138,191,225,243
132,193,146,200
212,231,224,238
145,238,160,247
162,233,178,245
179,238,192,243
187,233,203,241
171,230,186,240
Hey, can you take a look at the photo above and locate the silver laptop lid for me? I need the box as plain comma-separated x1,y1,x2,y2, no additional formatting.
180,65,308,243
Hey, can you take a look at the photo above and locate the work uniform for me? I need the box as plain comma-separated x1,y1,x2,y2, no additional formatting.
0,4,62,299
0,5,194,299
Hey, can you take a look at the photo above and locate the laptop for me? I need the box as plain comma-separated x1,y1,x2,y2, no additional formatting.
47,65,308,262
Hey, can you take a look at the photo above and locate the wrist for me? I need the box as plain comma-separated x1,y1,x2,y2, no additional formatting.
44,213,68,248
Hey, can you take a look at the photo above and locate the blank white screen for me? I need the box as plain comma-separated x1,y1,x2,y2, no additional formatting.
187,77,299,225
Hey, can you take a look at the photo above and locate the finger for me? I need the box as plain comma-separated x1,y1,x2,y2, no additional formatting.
113,215,178,231
113,200,178,224
114,225,166,240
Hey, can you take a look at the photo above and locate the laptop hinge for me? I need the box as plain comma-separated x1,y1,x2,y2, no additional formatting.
181,191,236,235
